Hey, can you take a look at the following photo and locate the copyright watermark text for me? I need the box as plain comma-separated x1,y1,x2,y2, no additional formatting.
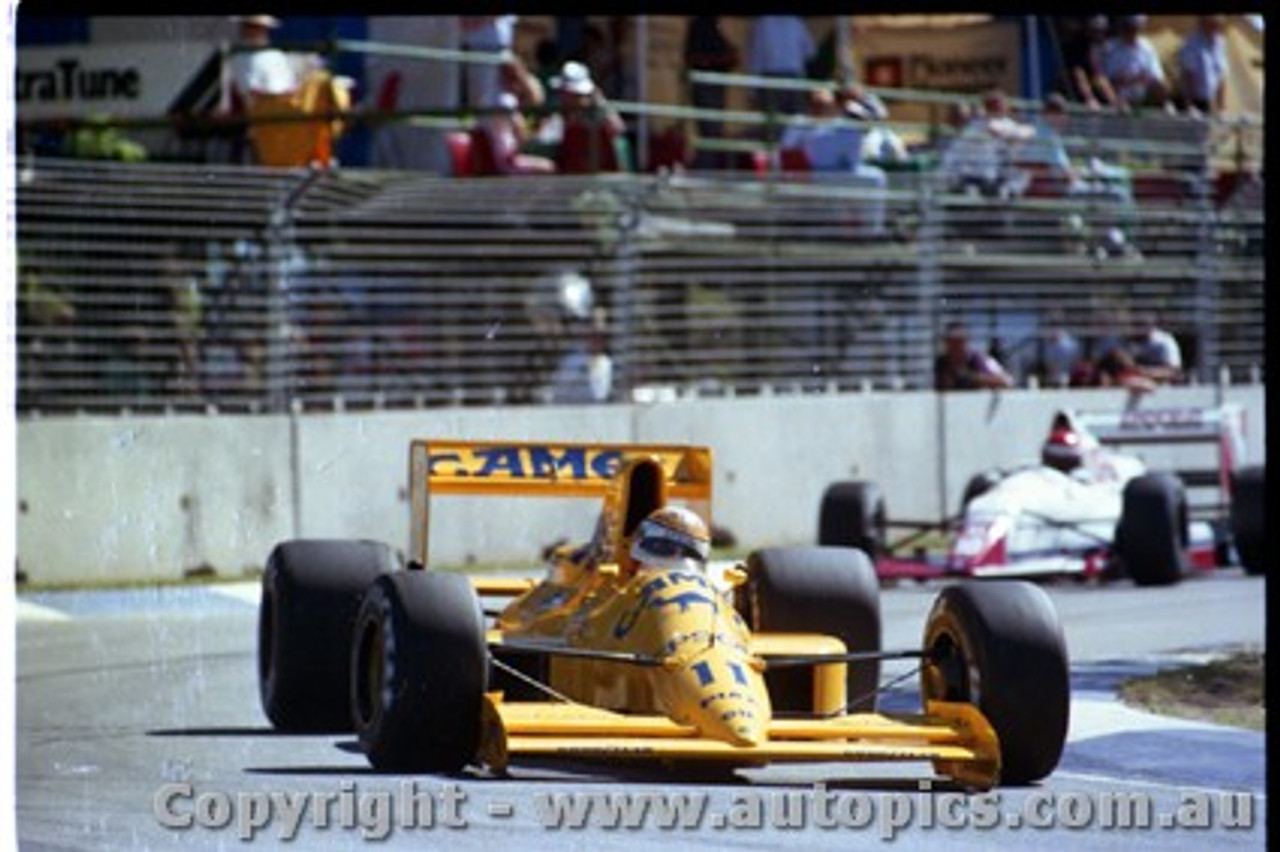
152,780,1259,842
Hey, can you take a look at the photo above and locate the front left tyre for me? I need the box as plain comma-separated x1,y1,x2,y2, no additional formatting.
351,570,488,773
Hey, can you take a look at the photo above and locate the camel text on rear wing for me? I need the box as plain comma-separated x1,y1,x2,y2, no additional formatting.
407,439,713,567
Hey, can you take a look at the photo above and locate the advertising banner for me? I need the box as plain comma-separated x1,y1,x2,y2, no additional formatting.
859,20,1023,97
16,41,222,121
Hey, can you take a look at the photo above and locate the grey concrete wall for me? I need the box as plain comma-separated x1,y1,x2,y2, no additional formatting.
15,385,1265,585
16,415,295,583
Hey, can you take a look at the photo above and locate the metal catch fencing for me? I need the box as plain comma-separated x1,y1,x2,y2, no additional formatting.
14,150,1264,416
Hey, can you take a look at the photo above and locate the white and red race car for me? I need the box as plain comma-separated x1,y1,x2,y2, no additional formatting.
819,405,1265,586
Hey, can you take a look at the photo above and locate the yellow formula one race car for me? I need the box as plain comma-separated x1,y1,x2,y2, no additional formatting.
257,440,1070,790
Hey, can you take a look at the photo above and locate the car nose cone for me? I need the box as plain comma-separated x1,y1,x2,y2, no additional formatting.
662,648,771,747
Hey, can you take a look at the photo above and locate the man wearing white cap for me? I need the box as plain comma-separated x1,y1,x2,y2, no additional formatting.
230,15,298,101
543,61,627,174
228,15,350,168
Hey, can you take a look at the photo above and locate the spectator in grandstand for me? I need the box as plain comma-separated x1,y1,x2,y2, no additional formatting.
18,251,75,330
1089,345,1156,393
226,13,289,164
1058,15,1120,111
229,15,297,106
938,89,1036,199
746,16,816,118
934,321,1015,391
229,15,351,168
548,309,614,404
1016,93,1133,202
540,61,628,174
17,251,78,403
159,246,204,393
1176,15,1229,116
461,15,518,109
684,16,739,169
838,82,910,165
1129,311,1183,384
475,91,557,175
1035,309,1086,388
499,51,547,113
100,325,162,400
779,86,888,232
1101,15,1172,114
1075,309,1156,392
779,86,857,168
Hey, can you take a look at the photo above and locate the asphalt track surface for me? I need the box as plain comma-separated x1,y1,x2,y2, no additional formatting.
15,568,1267,851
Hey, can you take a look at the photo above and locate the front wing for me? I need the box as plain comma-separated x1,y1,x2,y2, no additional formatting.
477,694,1001,790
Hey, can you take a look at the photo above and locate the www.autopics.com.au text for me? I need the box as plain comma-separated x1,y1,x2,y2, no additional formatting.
152,780,1259,841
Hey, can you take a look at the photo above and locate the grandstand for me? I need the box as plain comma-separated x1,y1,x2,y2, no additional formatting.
12,16,1265,416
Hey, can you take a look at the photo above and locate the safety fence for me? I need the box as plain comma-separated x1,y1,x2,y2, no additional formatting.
14,152,1264,416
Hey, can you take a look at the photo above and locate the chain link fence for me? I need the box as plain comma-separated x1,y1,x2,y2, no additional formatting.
14,137,1263,415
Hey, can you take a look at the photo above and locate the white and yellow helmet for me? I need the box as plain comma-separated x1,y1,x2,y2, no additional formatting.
630,506,711,570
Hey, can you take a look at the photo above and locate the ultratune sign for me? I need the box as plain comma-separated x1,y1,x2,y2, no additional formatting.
16,41,221,121
860,20,1022,96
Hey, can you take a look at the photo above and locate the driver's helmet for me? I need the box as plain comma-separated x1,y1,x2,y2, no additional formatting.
630,506,711,571
1042,426,1084,473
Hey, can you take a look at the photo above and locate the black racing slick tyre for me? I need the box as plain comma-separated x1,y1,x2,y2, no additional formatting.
1230,466,1265,576
960,469,1003,513
817,481,886,559
351,571,488,773
922,581,1069,786
741,546,882,713
258,539,396,732
1115,473,1187,587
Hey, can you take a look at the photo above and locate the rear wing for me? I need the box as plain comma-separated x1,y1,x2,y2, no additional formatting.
1069,404,1247,499
408,439,714,568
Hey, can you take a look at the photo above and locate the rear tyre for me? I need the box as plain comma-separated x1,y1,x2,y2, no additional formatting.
817,481,886,559
258,539,396,732
1115,473,1187,587
922,581,1069,786
1230,466,1265,576
351,571,487,773
741,546,881,713
960,469,1003,512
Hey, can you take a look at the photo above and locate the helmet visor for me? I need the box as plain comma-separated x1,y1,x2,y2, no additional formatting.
639,535,707,562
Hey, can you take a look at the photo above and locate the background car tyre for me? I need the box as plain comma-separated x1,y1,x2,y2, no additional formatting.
351,570,488,773
817,481,886,559
1115,473,1187,586
921,581,1069,786
1230,465,1265,576
740,546,881,713
258,539,396,732
960,469,1003,512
